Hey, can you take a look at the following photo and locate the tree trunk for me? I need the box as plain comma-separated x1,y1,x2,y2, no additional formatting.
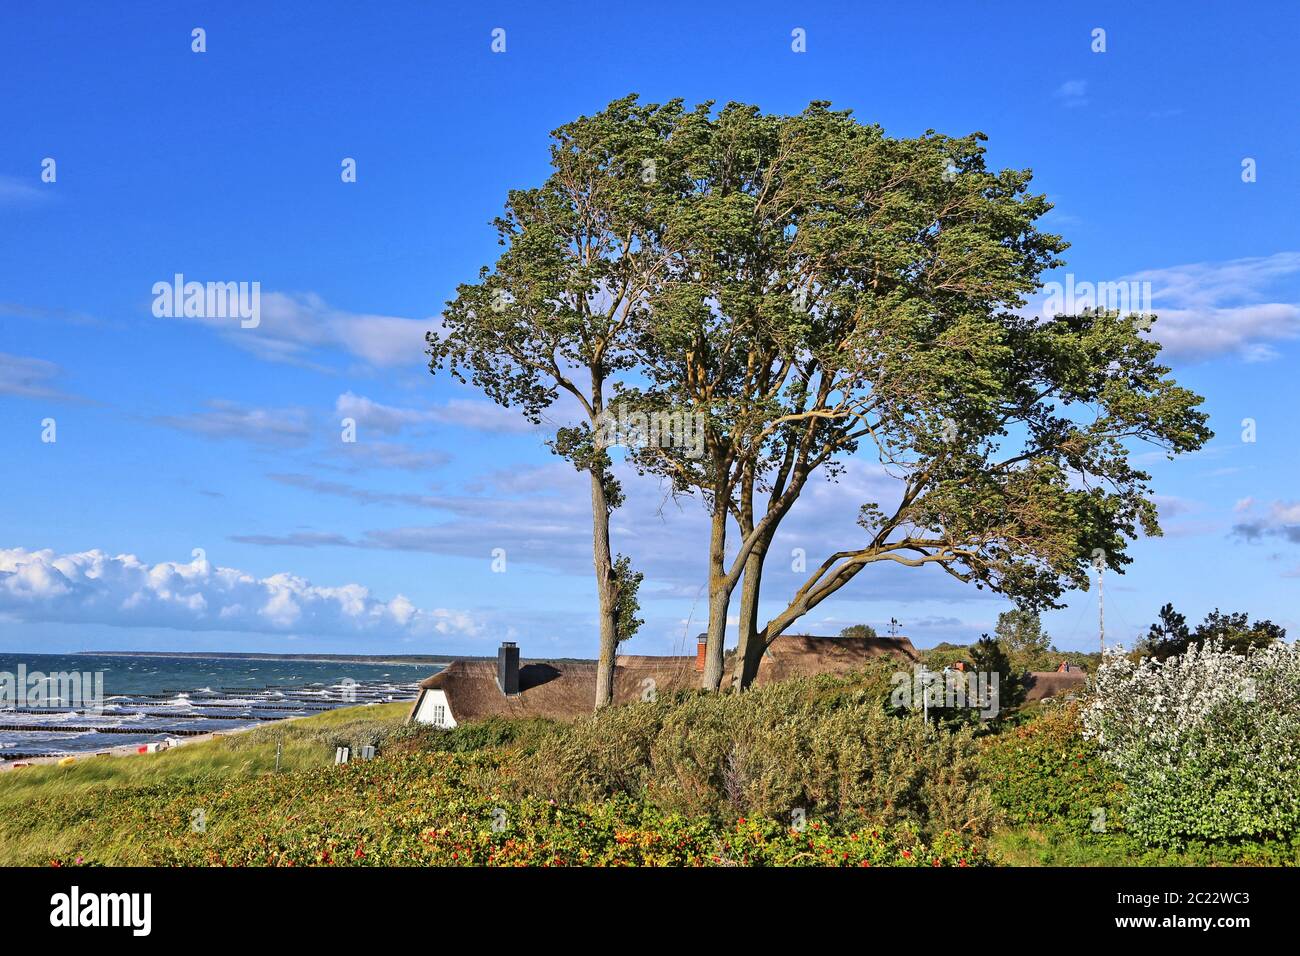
730,533,770,691
759,556,870,649
701,504,729,691
589,468,619,710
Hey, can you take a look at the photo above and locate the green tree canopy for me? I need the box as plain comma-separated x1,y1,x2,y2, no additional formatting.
839,624,880,640
994,608,1054,668
1137,602,1191,660
428,96,689,707
1138,604,1283,660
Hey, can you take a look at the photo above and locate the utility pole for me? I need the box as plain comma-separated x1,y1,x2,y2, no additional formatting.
1098,561,1105,655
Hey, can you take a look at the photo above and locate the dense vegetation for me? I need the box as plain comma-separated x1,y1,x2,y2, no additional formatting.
1084,640,1300,848
3,636,1296,867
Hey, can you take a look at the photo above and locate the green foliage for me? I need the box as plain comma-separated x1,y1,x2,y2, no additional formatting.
382,716,560,756
10,674,1298,867
518,673,995,838
0,702,413,865
984,700,1300,866
1137,604,1284,660
979,702,1122,833
993,609,1058,673
922,637,1096,680
918,643,972,671
1194,608,1285,655
4,703,988,868
970,634,1026,715
838,624,879,640
610,553,644,643
101,760,990,867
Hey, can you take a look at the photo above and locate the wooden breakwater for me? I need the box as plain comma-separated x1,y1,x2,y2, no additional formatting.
0,723,210,736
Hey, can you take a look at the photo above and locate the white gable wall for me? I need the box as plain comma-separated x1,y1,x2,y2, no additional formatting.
412,688,457,728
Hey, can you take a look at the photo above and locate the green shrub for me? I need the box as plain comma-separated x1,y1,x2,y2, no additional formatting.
59,751,989,867
1084,641,1300,847
383,716,559,755
979,701,1123,834
518,673,995,838
514,696,675,802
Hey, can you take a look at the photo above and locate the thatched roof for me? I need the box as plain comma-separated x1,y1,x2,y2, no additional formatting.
1024,669,1088,702
751,634,919,680
410,634,921,724
413,656,700,722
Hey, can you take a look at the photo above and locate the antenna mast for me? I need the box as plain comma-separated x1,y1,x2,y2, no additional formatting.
1098,562,1105,655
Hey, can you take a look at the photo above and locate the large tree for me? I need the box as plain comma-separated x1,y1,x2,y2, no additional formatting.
995,609,1053,659
428,97,691,708
616,101,835,691
626,101,1141,690
709,111,1212,681
432,94,1212,702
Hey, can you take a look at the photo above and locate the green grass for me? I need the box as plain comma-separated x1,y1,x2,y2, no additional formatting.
0,702,410,865
991,827,1300,867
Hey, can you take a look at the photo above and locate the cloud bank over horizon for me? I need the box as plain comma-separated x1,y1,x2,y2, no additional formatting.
0,547,485,642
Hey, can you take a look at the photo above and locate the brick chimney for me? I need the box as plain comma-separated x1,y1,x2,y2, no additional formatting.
695,633,707,673
497,641,520,696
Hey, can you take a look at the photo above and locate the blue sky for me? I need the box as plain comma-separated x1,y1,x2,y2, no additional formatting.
2,0,1298,658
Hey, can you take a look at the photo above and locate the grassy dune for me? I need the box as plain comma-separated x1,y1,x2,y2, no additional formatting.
0,702,410,865
3,690,1293,866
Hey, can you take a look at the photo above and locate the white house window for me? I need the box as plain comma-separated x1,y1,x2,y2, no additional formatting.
433,704,446,725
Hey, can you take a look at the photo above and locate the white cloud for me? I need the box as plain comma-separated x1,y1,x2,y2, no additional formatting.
334,440,451,472
1054,79,1088,107
0,547,484,639
0,352,82,402
1133,252,1300,362
1027,252,1300,363
336,392,435,434
180,292,435,370
0,175,51,206
154,399,311,446
1231,500,1300,545
335,391,541,436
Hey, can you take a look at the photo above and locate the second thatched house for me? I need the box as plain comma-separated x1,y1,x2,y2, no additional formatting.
1023,660,1089,702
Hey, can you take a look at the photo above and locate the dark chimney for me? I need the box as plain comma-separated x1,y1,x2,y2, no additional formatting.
497,641,520,695
695,633,707,673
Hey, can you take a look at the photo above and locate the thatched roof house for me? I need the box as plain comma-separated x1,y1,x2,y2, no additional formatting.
1023,665,1088,702
409,633,920,727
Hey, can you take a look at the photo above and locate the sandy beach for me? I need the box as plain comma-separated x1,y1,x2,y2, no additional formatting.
0,722,261,772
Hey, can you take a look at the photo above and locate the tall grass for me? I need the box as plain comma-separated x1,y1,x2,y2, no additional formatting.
0,702,410,865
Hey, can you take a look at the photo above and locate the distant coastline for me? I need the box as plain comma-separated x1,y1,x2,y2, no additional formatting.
74,650,455,666
72,650,597,665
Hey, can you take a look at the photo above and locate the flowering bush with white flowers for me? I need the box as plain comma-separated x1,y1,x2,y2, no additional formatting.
1082,640,1300,847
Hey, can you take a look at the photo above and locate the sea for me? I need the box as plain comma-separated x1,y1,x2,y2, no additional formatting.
0,652,439,759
